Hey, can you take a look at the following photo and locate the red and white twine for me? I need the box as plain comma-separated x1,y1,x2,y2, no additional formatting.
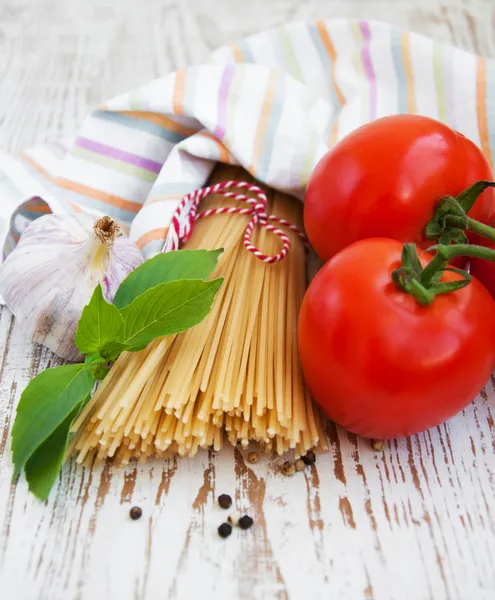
164,180,309,263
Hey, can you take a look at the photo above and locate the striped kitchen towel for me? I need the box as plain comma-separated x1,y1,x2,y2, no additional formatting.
0,19,493,260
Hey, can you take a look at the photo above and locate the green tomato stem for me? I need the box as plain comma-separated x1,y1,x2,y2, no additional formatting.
456,181,495,214
395,181,495,305
426,181,495,245
429,243,495,262
466,217,495,243
392,243,490,305
418,251,448,289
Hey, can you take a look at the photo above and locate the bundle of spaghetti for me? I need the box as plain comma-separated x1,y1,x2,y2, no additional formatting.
70,165,328,465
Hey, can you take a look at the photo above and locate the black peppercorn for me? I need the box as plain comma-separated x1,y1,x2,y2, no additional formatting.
218,494,232,509
238,515,254,530
129,506,142,520
218,523,232,538
302,450,316,466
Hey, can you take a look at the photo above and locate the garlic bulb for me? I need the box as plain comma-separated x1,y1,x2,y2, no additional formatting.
0,213,143,361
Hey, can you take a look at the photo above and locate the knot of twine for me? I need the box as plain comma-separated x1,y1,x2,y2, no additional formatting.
165,180,309,263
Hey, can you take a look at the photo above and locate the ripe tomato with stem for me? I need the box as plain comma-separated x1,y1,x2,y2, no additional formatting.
298,238,495,439
304,115,495,263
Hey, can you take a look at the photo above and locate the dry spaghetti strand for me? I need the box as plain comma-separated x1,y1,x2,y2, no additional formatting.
71,164,327,463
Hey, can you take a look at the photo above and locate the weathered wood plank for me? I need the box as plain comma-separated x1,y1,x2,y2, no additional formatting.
1,0,494,153
1,302,494,600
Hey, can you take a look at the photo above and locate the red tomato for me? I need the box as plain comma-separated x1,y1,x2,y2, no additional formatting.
298,238,495,439
304,115,495,263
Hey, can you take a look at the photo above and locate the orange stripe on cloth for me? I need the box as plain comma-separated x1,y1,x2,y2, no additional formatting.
476,56,493,167
24,203,53,214
57,178,142,214
70,203,84,213
231,43,244,63
116,111,198,137
136,227,169,249
401,31,417,114
20,152,81,212
249,72,278,173
198,131,231,163
20,152,56,182
316,20,346,106
173,70,187,116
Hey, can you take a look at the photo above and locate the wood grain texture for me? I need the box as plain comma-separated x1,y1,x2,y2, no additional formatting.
1,1,495,599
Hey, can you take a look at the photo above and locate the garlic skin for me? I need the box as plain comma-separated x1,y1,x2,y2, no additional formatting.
0,213,143,361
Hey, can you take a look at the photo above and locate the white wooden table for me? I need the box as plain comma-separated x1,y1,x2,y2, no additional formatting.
1,2,495,599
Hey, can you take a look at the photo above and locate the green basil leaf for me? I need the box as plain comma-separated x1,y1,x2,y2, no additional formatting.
11,364,94,477
100,341,133,362
120,277,223,349
113,249,223,309
84,352,106,366
75,284,124,354
24,398,87,501
94,366,110,380
84,353,111,380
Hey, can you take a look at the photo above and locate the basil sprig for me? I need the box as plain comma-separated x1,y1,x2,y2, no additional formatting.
11,249,223,500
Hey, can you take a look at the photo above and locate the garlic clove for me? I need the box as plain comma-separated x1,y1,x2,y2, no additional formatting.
0,213,143,361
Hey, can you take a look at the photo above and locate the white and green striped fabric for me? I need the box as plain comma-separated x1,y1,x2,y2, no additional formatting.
0,19,493,260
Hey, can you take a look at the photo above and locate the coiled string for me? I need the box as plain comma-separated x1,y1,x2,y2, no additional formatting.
164,180,309,263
